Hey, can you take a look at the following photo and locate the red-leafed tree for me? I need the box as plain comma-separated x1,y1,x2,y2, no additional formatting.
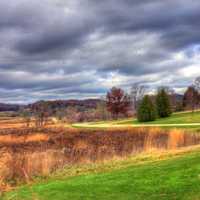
183,86,199,112
106,87,131,119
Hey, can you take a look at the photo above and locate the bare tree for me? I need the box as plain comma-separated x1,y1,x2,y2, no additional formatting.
130,84,146,113
194,76,200,93
31,101,51,127
20,109,32,127
157,86,175,94
55,108,67,122
183,86,199,112
96,96,110,120
65,106,80,123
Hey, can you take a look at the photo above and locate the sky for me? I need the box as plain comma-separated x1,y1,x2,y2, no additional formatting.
0,0,200,104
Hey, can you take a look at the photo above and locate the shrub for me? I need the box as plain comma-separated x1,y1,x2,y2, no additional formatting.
137,95,156,122
156,89,172,118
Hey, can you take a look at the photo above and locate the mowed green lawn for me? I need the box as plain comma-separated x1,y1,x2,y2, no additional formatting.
119,111,200,124
3,148,200,200
73,111,200,129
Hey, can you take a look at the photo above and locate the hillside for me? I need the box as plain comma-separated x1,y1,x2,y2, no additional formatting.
28,99,102,111
3,146,200,200
73,110,200,129
0,103,22,112
0,99,103,113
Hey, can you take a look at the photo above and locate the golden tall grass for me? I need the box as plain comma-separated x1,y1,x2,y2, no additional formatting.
0,126,199,189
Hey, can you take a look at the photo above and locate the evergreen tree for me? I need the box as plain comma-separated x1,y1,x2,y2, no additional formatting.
156,88,172,118
137,95,156,122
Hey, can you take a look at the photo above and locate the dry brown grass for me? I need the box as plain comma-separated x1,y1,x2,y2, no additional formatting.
0,126,200,190
0,133,49,145
0,115,63,130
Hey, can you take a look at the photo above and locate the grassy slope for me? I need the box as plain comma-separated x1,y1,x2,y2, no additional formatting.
3,147,200,200
119,111,200,125
73,111,200,129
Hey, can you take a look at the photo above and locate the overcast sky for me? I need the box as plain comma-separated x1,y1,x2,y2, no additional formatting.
0,0,200,103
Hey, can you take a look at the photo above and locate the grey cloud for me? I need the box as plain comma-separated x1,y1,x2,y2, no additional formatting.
0,0,199,102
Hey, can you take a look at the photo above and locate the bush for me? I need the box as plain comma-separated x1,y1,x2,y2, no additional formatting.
137,95,156,122
156,89,172,118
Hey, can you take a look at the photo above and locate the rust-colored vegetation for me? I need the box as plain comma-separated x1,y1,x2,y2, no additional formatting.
0,123,200,191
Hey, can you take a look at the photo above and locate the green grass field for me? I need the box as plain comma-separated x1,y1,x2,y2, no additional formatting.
73,110,200,129
3,147,200,200
120,111,200,124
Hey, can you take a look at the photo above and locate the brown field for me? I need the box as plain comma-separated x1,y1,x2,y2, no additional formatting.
0,117,24,129
1,115,200,192
0,119,200,190
0,115,63,130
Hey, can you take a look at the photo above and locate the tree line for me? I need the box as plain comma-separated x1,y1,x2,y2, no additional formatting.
106,77,200,122
20,76,200,126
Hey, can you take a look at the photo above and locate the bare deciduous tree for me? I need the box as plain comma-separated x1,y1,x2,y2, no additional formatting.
194,76,200,93
31,101,51,127
130,84,146,113
157,86,175,94
183,86,199,112
96,97,110,120
20,109,32,127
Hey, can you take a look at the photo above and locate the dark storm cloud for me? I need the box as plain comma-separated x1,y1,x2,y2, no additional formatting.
10,0,200,57
89,0,200,50
0,0,200,103
15,14,94,55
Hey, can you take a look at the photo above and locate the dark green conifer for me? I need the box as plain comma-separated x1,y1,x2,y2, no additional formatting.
156,88,172,118
137,95,156,122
